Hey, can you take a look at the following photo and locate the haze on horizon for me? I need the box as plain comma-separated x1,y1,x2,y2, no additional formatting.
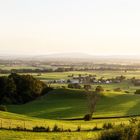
0,0,140,56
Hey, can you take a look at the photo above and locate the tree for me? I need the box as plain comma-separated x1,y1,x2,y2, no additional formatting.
135,89,140,94
0,73,53,104
68,83,81,89
95,86,104,93
84,85,100,121
84,84,92,90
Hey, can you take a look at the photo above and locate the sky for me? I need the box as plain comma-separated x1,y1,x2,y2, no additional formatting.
0,0,140,55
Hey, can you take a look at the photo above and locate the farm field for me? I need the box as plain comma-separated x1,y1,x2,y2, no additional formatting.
7,88,140,119
34,70,140,80
0,70,140,139
0,130,99,140
1,70,140,80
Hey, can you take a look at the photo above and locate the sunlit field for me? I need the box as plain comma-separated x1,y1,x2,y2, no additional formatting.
0,70,140,139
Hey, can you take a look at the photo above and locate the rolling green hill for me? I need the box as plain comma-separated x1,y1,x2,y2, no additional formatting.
7,88,140,119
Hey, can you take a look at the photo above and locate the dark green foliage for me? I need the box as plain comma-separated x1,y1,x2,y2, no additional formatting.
0,105,7,111
114,88,122,92
83,114,92,121
14,126,26,131
46,126,50,132
125,91,130,93
95,86,104,93
52,124,62,132
33,126,46,132
92,125,101,131
68,83,81,89
84,84,92,90
65,128,71,132
76,126,81,132
99,126,138,140
0,73,53,104
103,123,114,130
135,89,140,95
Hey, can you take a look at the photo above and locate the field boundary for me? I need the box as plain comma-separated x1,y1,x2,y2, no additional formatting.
62,114,140,121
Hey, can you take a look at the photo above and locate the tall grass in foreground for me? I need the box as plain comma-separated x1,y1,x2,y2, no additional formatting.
98,121,140,140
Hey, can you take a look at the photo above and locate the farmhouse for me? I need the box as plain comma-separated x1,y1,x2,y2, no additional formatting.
69,79,80,84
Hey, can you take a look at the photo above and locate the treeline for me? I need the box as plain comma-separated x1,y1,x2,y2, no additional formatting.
0,68,74,74
0,66,140,74
0,73,53,104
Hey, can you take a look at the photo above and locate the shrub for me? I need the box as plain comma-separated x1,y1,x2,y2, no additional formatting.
46,126,50,132
67,128,71,132
76,126,81,132
13,126,25,131
103,123,114,130
0,105,7,111
95,86,104,93
125,91,130,93
92,125,101,131
99,128,123,140
83,114,92,121
33,126,46,132
52,124,62,132
84,85,92,90
114,88,122,92
99,126,136,140
135,89,140,95
106,90,110,92
68,83,81,89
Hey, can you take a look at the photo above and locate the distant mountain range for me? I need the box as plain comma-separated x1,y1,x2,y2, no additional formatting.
35,53,94,59
0,52,140,61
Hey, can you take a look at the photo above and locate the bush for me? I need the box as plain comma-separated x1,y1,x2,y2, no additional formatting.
92,126,101,131
52,124,62,132
33,126,46,132
125,91,130,93
46,126,50,132
66,128,71,132
76,126,81,132
135,89,140,95
15,126,25,131
98,126,136,140
68,83,81,89
99,128,123,140
114,88,122,92
0,105,7,111
84,85,92,90
83,114,92,121
95,86,104,93
103,123,114,130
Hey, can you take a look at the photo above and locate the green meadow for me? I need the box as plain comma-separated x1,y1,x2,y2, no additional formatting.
0,70,140,139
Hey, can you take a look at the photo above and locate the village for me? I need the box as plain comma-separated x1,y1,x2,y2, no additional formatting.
46,74,127,85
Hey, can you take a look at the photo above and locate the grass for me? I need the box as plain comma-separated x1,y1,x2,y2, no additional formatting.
0,130,99,140
33,70,140,80
0,70,140,139
7,86,140,119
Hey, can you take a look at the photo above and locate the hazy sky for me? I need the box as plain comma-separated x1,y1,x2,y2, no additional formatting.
0,0,140,55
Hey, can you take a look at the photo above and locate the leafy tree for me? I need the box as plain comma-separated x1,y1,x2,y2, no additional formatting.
68,83,81,89
0,73,53,104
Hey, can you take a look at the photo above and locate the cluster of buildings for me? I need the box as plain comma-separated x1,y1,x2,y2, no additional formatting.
46,75,124,84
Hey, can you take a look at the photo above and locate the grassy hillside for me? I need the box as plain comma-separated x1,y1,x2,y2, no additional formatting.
0,70,140,139
7,88,140,119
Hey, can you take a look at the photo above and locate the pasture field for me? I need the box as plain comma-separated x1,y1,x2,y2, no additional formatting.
1,70,140,79
7,87,140,119
33,70,140,80
0,70,140,139
0,130,99,140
